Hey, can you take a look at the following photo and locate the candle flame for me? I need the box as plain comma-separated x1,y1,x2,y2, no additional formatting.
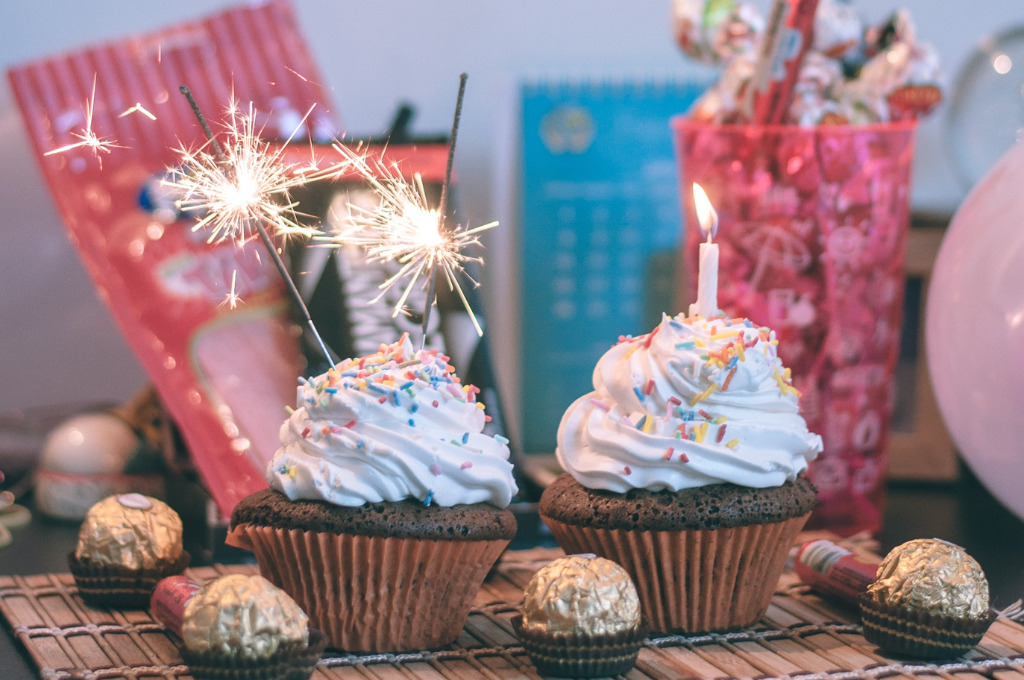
692,183,718,240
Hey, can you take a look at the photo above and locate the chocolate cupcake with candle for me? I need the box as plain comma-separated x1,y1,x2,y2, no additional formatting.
227,334,517,652
540,310,821,634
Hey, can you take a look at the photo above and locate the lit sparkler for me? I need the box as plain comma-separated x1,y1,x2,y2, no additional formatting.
165,92,332,247
44,75,121,165
326,74,494,342
171,85,343,367
220,270,243,310
118,103,157,120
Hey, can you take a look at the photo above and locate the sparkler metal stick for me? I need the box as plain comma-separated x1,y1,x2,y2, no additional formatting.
420,72,467,348
178,84,335,368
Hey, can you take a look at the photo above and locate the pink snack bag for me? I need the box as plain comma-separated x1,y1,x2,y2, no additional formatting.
7,1,341,518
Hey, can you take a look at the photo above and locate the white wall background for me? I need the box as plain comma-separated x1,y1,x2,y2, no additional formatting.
0,0,1021,421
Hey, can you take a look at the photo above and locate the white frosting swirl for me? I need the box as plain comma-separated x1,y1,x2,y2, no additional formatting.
268,336,517,508
556,314,822,491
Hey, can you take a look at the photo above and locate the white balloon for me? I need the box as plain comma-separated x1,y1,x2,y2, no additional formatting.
926,139,1024,521
35,412,163,520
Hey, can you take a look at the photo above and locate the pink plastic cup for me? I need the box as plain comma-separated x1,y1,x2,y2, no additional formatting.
672,117,917,536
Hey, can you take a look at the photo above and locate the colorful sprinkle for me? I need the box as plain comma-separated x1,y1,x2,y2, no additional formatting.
664,446,674,461
424,490,434,506
694,422,709,443
623,465,632,475
462,432,470,444
716,424,727,443
460,461,473,470
679,451,690,463
722,367,737,392
590,398,611,412
645,379,655,396
301,427,310,438
689,383,718,406
430,463,442,476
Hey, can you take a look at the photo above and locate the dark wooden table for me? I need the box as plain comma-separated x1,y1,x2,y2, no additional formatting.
2,468,1023,680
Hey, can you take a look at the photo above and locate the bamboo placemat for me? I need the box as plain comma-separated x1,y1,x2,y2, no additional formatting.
3,540,1024,680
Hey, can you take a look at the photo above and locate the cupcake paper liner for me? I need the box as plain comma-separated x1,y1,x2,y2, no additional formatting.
229,524,510,652
68,550,190,608
541,513,809,634
859,596,997,659
180,628,326,680
512,615,646,678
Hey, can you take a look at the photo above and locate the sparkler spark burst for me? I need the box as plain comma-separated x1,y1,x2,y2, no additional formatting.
44,76,121,164
325,143,496,337
165,99,335,247
118,103,157,120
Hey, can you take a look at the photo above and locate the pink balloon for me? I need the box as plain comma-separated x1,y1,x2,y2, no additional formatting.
926,140,1024,521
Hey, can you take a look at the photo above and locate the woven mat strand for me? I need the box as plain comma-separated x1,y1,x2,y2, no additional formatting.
2,543,1024,680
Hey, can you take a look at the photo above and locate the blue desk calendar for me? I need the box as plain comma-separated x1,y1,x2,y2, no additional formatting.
518,79,706,455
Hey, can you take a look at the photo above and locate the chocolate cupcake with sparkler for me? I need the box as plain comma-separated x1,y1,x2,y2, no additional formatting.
227,334,517,652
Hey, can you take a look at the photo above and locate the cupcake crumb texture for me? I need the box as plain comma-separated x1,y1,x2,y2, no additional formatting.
540,473,817,532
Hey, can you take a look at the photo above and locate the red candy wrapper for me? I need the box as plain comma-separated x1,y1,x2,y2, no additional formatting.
151,575,203,639
752,0,821,124
795,539,880,605
7,1,341,518
674,117,916,536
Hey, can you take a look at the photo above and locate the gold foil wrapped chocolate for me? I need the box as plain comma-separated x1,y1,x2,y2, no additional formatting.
74,493,183,570
182,574,309,660
521,554,640,636
867,539,989,619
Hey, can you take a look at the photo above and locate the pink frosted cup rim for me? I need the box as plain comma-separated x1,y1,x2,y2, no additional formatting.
670,115,918,135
